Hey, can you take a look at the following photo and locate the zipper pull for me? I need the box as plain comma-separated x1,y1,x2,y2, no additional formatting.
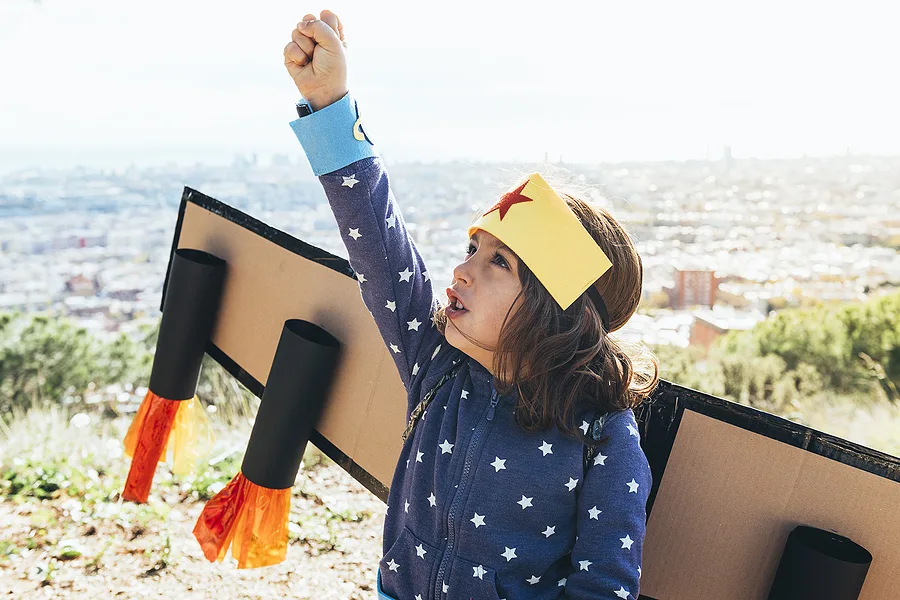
486,389,499,421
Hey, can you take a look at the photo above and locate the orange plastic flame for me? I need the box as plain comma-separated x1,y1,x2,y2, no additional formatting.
193,472,292,569
122,389,213,503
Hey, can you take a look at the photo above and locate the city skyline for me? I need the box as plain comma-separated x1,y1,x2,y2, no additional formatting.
2,0,899,174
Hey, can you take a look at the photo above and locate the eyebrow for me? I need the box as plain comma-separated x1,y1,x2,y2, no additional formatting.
471,231,512,254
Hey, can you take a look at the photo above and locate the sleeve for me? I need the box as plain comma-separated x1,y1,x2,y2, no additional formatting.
289,92,444,393
563,410,652,600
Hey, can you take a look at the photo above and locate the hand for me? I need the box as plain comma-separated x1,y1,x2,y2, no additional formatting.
283,10,348,112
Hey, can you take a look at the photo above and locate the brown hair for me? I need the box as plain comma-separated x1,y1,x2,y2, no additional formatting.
432,175,660,448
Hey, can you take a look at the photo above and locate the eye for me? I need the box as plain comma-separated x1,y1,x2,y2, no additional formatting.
465,243,476,256
492,253,509,269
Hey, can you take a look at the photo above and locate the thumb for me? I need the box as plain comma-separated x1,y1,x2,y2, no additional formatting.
298,18,343,53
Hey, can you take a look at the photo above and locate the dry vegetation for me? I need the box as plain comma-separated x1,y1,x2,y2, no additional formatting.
0,407,386,599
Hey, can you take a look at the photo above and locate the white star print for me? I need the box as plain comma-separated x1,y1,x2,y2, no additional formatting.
356,272,366,283
627,478,640,493
348,228,362,240
638,566,642,577
542,525,556,537
491,457,507,472
539,441,553,456
565,477,579,491
390,343,400,354
558,578,567,587
415,544,427,559
386,559,399,572
442,583,448,593
416,451,423,463
404,500,409,513
386,300,396,312
517,495,533,510
341,175,359,188
614,586,630,599
473,565,486,580
415,595,422,600
579,560,592,571
588,506,602,519
527,575,541,585
439,440,454,454
386,213,396,228
501,547,517,561
431,344,441,359
412,362,419,376
470,513,485,528
620,534,634,550
407,318,422,331
627,423,640,438
398,268,413,282
593,452,608,466
460,389,469,399
423,271,430,281
580,420,590,435
406,459,409,468
427,492,436,507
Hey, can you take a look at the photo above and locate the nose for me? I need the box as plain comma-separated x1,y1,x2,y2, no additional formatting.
452,259,471,286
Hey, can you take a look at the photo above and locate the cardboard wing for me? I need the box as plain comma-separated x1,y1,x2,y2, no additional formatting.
635,382,900,600
167,188,900,597
164,187,406,502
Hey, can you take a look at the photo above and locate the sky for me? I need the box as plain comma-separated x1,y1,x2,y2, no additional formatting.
1,0,898,173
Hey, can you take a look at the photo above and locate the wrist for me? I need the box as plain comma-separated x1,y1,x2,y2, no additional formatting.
306,87,349,112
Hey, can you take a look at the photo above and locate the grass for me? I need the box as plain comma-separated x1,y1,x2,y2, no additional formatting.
0,399,369,584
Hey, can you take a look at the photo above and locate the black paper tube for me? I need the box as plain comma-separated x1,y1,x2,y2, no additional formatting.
241,319,341,490
148,248,227,400
768,525,872,600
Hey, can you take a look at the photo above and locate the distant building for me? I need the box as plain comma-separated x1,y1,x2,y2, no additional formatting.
690,307,765,351
65,274,96,297
669,269,719,309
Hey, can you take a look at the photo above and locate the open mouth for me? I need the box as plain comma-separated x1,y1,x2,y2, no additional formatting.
446,288,468,318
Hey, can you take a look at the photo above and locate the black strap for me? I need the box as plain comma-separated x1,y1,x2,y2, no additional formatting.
585,286,610,331
583,411,609,475
402,361,462,444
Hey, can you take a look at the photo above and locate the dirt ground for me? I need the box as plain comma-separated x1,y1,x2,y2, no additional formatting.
0,459,387,599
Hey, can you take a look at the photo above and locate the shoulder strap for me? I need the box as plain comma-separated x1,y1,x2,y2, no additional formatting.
583,411,610,475
401,361,462,444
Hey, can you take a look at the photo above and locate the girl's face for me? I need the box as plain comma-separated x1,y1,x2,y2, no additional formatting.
444,229,523,376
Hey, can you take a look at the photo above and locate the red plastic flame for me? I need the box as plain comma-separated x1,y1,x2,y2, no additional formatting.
122,390,181,503
193,472,291,569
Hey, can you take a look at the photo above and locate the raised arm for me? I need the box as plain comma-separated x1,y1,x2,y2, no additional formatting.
284,13,443,393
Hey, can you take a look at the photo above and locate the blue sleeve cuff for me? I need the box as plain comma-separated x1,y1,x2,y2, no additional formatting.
289,92,379,176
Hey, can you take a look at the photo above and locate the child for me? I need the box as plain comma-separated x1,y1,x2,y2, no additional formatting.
284,11,658,600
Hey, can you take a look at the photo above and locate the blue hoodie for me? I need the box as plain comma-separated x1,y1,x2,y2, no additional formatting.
290,92,652,600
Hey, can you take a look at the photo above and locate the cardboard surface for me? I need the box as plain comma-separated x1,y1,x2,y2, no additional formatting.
641,409,898,599
173,193,407,499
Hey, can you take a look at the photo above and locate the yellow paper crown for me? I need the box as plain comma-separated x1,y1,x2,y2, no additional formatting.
467,173,613,310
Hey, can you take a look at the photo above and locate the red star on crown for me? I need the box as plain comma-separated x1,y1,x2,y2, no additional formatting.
482,180,533,220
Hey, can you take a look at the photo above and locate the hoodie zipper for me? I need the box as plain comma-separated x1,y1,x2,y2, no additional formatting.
433,386,499,599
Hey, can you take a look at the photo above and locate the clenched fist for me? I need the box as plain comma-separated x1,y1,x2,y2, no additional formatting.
284,10,348,112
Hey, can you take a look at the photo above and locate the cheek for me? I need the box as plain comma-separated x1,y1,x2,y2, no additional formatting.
488,287,522,332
